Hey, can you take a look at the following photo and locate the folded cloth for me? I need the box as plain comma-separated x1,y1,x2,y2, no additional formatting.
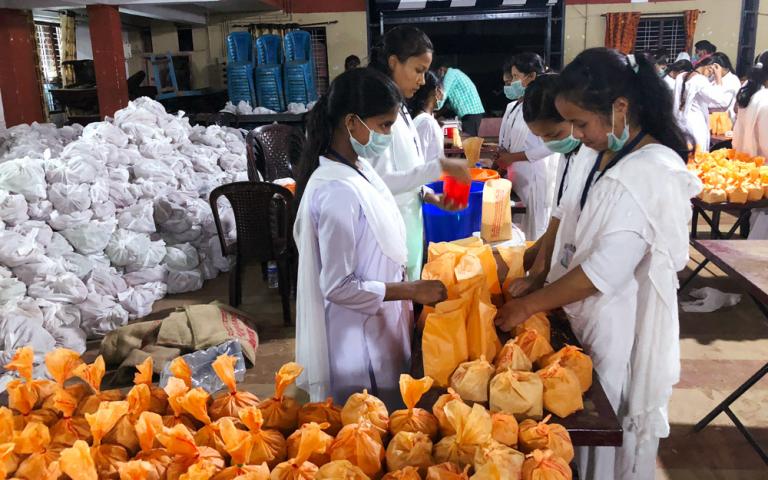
100,320,162,365
680,287,742,313
157,311,195,349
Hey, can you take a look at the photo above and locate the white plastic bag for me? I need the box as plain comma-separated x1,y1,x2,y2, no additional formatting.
105,229,152,267
62,252,95,280
86,265,128,297
48,183,91,214
122,264,167,287
109,180,141,208
117,200,156,233
0,231,44,267
0,277,26,306
27,200,54,221
78,293,129,338
13,221,53,248
91,201,117,220
62,219,117,254
48,209,94,231
164,243,200,270
27,273,88,304
0,157,47,201
89,177,110,204
118,281,166,318
45,232,74,257
219,153,247,171
0,191,29,226
166,267,203,294
12,256,66,284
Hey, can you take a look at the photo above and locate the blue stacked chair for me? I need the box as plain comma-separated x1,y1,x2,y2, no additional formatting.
283,30,317,105
226,32,256,106
254,34,285,112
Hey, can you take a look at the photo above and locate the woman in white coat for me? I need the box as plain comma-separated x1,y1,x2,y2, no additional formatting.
293,68,447,405
733,51,768,239
673,59,730,151
494,53,559,241
368,26,469,281
699,53,742,121
409,70,444,164
497,49,701,480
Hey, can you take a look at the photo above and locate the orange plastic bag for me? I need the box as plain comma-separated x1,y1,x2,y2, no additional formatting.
390,374,438,439
459,280,501,363
422,253,458,289
473,442,524,480
239,406,287,468
13,422,60,480
491,412,519,448
341,390,390,440
117,460,161,480
298,398,343,436
133,449,173,480
210,417,263,480
177,388,226,458
497,246,526,296
0,443,18,480
432,390,463,439
210,354,260,421
74,356,124,416
270,422,327,480
59,440,98,480
212,462,270,480
513,313,551,341
315,460,370,480
465,245,501,295
49,389,91,447
426,463,470,480
423,307,469,387
539,346,593,393
133,357,169,415
259,363,303,434
5,346,34,381
450,355,494,403
92,443,131,480
536,362,583,418
287,422,334,467
521,450,572,480
329,420,385,478
163,377,197,431
136,411,164,452
518,416,574,463
513,330,554,364
46,348,82,386
494,341,532,374
382,466,422,480
103,384,149,455
169,357,193,387
157,425,225,480
489,370,543,421
385,431,433,475
85,400,129,447
7,379,58,429
433,402,492,468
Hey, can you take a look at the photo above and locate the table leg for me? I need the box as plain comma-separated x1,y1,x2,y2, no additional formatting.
678,259,710,292
691,206,700,239
712,210,722,239
741,210,752,238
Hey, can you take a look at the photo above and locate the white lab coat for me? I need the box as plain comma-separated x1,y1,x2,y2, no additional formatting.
413,112,444,164
548,144,702,480
722,72,743,122
498,100,558,241
294,156,409,404
733,88,768,239
372,108,442,281
673,73,731,151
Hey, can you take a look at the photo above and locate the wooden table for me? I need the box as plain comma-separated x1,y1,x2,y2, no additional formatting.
691,197,768,240
686,240,768,464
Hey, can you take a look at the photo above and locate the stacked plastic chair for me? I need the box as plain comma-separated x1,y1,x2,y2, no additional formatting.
254,34,286,112
283,30,318,105
226,32,256,107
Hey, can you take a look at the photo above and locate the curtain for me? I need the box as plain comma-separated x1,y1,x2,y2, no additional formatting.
604,12,642,54
684,10,700,54
59,11,76,87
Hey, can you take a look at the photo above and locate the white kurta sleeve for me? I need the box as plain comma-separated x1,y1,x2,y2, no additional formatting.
699,83,732,110
313,182,387,315
377,160,442,195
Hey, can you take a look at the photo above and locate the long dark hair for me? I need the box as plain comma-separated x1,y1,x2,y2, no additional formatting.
295,68,402,204
557,47,690,160
666,59,693,75
522,74,563,123
737,51,768,109
369,26,433,76
698,52,734,72
510,52,547,76
407,70,439,117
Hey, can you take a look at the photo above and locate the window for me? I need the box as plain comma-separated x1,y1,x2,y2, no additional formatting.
305,26,329,96
634,16,687,56
178,28,194,52
36,22,62,83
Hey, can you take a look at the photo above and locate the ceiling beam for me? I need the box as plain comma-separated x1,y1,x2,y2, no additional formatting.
119,4,207,25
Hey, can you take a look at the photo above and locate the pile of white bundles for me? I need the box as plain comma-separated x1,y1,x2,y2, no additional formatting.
0,97,246,387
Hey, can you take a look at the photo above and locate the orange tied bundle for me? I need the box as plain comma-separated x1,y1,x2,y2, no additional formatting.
5,347,34,381
518,416,574,463
390,374,438,439
315,460,370,480
329,419,385,478
491,413,518,448
169,358,193,387
13,422,60,480
270,422,328,480
539,346,593,393
489,370,543,421
0,443,18,480
117,460,161,480
103,384,150,454
422,301,469,387
259,363,303,434
157,424,225,480
450,356,494,403
86,401,129,446
382,466,422,480
163,377,197,431
133,357,169,414
46,348,82,386
341,390,390,440
286,422,334,467
493,341,532,374
60,440,98,480
535,362,584,418
433,401,492,468
239,406,287,468
209,354,260,421
513,330,554,364
176,388,224,456
432,389,463,437
426,462,470,480
521,449,572,480
210,418,269,480
386,430,433,475
473,442,524,480
75,356,124,416
298,398,343,436
134,412,173,479
513,313,551,341
50,387,93,447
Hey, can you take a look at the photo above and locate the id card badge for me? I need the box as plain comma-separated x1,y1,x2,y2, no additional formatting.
560,243,576,269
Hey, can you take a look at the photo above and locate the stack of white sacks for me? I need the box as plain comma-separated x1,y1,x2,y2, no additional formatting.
0,97,248,384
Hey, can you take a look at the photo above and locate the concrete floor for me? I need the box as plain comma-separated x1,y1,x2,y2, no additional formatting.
146,230,768,479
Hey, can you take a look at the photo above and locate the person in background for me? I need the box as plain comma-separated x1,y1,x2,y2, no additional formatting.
665,59,694,86
368,26,470,281
733,51,768,239
408,70,444,164
434,61,486,136
698,52,742,120
653,52,670,78
497,48,700,480
673,58,729,151
344,54,361,71
494,52,559,241
694,40,717,64
293,67,448,405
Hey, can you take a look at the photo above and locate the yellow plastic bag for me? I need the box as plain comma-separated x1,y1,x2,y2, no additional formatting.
494,341,532,374
473,442,525,480
521,449,572,480
177,388,227,457
390,375,438,439
433,402,492,468
489,370,543,421
513,313,551,341
464,245,501,295
462,287,501,362
539,346,593,393
450,356,494,403
133,356,169,415
50,391,90,447
259,363,303,434
513,329,554,364
329,420,385,478
157,425,225,480
422,253,458,289
432,389,463,437
286,422,334,467
315,460,370,480
423,307,469,387
210,355,261,421
536,362,584,418
481,179,513,243
239,406,287,469
426,462,470,480
382,466,422,480
385,431,433,475
497,246,526,295
491,412,519,448
341,390,390,440
518,416,574,463
59,440,98,480
212,462,270,480
211,417,258,479
270,422,328,480
298,398,343,436
13,422,61,480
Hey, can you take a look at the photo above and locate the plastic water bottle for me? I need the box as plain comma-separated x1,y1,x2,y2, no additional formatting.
267,261,279,289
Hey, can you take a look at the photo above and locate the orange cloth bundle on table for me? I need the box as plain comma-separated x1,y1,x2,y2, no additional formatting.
689,148,767,204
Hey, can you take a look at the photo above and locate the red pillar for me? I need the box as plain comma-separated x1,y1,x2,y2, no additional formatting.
0,9,45,127
87,4,128,118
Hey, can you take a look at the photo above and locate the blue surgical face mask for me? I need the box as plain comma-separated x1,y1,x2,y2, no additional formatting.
691,54,700,63
504,80,525,100
606,106,630,152
544,124,581,154
658,69,667,78
348,115,393,159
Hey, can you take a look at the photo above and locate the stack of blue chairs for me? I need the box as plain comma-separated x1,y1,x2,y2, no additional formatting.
283,30,317,105
226,32,256,106
255,34,286,112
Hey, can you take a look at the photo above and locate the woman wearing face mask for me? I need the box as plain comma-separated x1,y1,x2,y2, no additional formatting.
293,68,448,405
664,59,693,89
496,49,701,480
408,70,444,164
697,53,741,121
673,56,730,151
369,26,470,281
494,52,559,241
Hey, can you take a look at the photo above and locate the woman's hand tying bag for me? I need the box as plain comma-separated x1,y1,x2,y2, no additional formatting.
440,157,471,184
495,297,532,332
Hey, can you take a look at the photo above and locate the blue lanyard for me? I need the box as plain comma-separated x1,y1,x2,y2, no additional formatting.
556,151,573,206
327,148,370,183
579,131,646,211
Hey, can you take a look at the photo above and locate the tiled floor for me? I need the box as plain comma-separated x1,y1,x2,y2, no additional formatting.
146,233,768,479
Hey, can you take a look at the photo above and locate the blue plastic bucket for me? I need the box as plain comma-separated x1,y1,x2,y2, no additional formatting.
423,181,484,244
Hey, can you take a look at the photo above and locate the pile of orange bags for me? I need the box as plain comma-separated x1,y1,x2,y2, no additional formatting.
688,148,767,204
